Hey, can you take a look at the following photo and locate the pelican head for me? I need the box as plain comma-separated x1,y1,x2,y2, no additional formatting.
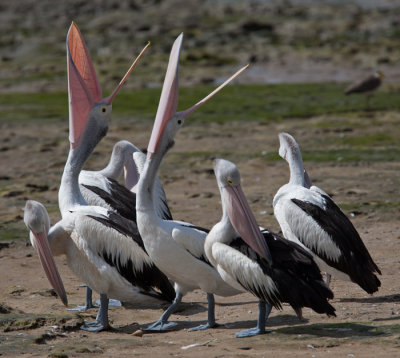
278,132,302,162
213,159,273,264
66,22,149,149
146,33,248,159
23,200,68,306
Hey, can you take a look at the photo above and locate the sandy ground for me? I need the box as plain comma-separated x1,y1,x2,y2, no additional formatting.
1,114,400,357
1,1,400,356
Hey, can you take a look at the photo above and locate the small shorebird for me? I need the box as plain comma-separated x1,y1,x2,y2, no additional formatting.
345,71,384,108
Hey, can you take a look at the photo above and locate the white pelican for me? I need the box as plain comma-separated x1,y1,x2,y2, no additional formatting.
136,34,248,331
72,140,142,311
273,132,381,294
205,158,335,337
79,140,171,222
75,141,172,310
78,140,141,212
24,23,175,332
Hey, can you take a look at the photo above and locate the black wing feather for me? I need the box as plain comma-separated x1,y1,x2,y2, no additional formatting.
88,211,144,250
87,212,175,302
292,195,381,294
83,177,173,221
230,230,336,316
83,179,136,222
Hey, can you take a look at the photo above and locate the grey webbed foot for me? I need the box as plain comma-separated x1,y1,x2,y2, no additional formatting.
235,327,270,338
143,320,178,331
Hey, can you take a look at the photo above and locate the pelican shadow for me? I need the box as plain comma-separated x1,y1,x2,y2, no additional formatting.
340,294,400,304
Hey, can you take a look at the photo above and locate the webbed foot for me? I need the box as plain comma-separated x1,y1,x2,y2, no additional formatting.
235,327,271,338
188,322,220,331
143,320,178,332
80,320,110,332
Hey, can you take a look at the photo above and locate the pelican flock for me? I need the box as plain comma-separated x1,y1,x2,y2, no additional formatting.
22,21,383,340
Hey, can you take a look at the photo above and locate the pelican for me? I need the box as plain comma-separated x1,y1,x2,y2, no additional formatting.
24,23,175,332
79,140,171,222
205,158,335,337
72,140,142,311
273,133,381,294
75,141,172,311
136,34,248,331
78,140,141,212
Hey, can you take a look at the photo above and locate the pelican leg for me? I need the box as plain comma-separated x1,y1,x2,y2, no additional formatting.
67,286,99,311
325,273,331,287
143,292,181,331
264,302,272,322
236,301,271,338
96,298,122,307
188,293,220,331
81,293,110,332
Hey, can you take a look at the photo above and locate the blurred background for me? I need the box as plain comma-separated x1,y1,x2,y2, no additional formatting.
1,0,400,93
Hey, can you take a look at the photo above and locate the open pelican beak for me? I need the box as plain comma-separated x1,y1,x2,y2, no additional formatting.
147,34,183,156
32,229,68,306
223,185,273,265
147,33,248,157
67,22,150,147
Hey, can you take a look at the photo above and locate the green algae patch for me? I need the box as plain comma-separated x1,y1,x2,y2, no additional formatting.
2,83,400,125
0,313,81,332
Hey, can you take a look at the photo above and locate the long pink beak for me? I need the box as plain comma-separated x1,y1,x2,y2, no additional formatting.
224,185,273,265
147,33,248,157
147,64,248,157
67,21,150,147
32,229,68,306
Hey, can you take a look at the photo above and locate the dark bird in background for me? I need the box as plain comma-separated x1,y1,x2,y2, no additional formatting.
345,71,384,108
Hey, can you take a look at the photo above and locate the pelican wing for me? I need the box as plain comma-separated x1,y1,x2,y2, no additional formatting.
215,232,335,315
82,179,137,222
72,208,175,302
212,239,281,309
172,223,212,266
80,173,172,222
287,189,381,293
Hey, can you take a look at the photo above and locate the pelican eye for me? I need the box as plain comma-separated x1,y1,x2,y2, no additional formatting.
227,178,234,185
177,119,182,125
101,106,107,113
